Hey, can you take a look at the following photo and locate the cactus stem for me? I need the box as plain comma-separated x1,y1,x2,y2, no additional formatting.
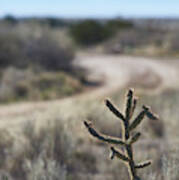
84,89,158,180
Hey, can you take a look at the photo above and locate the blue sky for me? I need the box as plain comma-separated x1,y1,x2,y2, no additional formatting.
1,0,179,18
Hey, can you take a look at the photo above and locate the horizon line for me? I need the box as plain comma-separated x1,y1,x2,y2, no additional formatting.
1,13,179,20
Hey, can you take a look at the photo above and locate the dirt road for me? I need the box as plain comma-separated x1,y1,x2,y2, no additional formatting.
0,54,179,129
75,54,179,92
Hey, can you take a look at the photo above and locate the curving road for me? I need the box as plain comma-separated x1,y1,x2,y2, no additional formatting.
75,54,179,93
0,54,179,129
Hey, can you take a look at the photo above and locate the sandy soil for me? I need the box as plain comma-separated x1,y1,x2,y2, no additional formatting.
0,54,179,129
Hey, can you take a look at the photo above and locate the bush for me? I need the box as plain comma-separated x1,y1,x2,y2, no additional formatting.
70,19,133,46
45,17,68,28
5,119,74,179
104,28,167,54
0,33,26,68
3,15,18,24
0,67,33,102
31,71,83,100
0,68,83,102
0,23,74,71
70,20,110,46
27,34,74,71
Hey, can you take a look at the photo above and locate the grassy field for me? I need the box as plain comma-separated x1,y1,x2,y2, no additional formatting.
0,87,179,180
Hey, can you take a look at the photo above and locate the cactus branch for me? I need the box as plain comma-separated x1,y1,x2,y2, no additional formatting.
84,121,125,145
143,105,159,120
84,89,158,180
130,97,138,119
125,89,134,121
129,110,146,131
105,99,125,121
110,146,129,161
128,132,141,145
135,161,152,169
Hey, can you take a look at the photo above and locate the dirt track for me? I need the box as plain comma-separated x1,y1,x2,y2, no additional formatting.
75,54,179,92
0,54,179,129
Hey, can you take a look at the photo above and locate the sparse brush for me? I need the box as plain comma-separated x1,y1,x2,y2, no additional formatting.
84,89,159,180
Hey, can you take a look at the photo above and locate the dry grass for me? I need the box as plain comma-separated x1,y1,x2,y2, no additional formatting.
0,67,83,103
0,88,178,179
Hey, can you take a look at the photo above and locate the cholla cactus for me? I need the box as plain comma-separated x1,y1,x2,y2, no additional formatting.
84,89,159,180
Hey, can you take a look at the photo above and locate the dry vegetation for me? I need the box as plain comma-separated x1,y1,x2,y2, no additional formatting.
0,88,178,179
0,20,85,103
0,16,179,180
0,68,83,102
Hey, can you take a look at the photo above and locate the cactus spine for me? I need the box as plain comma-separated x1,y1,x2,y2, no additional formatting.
84,89,158,180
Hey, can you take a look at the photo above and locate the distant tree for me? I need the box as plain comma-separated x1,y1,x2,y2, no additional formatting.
3,15,18,24
70,20,110,46
105,19,133,34
46,18,68,28
70,19,133,46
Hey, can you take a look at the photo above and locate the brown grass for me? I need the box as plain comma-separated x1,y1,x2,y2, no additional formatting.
0,88,178,179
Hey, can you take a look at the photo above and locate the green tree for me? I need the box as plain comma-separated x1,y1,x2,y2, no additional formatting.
70,20,109,46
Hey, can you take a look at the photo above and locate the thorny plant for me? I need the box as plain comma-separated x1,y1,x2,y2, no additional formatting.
84,89,159,180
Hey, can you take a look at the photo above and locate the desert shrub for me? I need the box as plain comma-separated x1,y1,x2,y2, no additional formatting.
25,157,67,180
0,67,34,102
69,20,110,46
0,23,75,72
0,129,13,169
5,118,98,179
31,72,82,100
25,120,76,164
104,28,167,54
0,120,71,180
0,33,26,68
26,33,74,71
7,119,75,179
0,68,83,102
